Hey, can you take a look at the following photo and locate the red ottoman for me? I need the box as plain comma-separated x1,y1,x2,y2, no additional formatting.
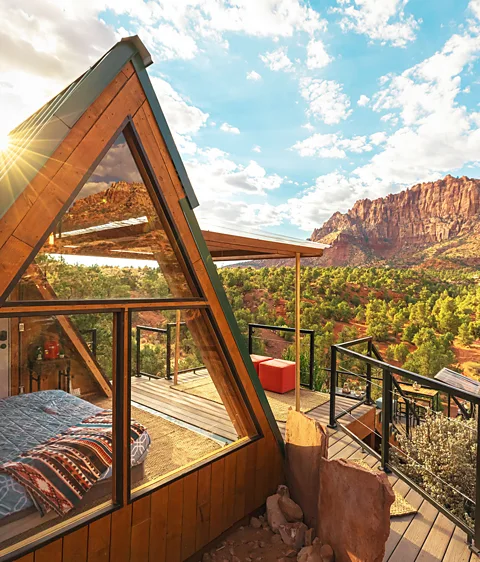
250,354,273,375
259,359,295,394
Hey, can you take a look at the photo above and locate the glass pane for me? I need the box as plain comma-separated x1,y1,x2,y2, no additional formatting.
129,308,255,491
0,313,114,550
8,132,197,301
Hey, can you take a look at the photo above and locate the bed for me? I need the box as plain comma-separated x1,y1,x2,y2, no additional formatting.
0,390,150,541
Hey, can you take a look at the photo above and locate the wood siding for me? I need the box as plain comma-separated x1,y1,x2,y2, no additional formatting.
12,436,281,562
3,58,285,562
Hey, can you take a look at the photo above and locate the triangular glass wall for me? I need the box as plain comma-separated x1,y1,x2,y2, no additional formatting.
8,130,199,302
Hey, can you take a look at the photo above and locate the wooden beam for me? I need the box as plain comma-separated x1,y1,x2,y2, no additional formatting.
25,264,112,397
295,252,301,412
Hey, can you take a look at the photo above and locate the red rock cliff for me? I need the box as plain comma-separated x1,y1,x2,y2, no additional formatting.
311,175,480,266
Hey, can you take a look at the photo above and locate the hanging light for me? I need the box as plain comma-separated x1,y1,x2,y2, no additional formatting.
48,233,55,246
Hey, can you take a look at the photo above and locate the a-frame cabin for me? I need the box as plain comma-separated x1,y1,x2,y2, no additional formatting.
0,36,287,562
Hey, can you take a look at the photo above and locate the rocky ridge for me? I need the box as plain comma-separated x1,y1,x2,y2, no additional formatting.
310,175,480,267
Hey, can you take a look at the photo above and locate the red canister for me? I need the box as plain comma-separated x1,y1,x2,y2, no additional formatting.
44,340,60,360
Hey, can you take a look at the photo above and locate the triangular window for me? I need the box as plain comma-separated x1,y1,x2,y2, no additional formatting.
8,129,199,302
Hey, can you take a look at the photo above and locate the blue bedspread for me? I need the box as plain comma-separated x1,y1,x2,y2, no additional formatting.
0,390,150,519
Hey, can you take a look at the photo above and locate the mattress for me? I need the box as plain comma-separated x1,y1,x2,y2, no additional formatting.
0,390,150,519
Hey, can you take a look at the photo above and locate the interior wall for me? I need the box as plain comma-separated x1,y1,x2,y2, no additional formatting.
8,283,102,398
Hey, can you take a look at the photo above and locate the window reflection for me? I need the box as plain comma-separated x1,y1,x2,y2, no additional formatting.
9,132,197,302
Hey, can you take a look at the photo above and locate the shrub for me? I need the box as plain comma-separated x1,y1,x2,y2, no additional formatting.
393,413,477,527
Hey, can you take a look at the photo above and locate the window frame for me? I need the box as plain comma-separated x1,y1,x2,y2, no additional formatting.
0,115,262,559
0,301,261,562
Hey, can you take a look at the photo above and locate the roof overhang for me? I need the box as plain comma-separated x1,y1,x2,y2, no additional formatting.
202,229,327,261
44,219,328,263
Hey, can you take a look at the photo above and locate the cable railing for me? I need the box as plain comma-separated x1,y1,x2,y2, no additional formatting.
328,336,480,550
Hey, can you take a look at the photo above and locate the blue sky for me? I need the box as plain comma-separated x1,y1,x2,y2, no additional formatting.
2,0,480,239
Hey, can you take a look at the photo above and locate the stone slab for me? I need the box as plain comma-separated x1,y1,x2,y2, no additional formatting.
285,410,329,529
317,458,395,562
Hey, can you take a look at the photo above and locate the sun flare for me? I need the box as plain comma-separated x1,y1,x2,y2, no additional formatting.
0,133,10,153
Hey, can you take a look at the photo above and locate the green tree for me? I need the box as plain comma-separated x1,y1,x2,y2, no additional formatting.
403,329,455,377
393,342,410,362
436,296,461,335
365,299,390,341
458,323,474,347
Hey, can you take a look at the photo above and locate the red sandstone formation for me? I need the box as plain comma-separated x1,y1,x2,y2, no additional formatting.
311,175,480,267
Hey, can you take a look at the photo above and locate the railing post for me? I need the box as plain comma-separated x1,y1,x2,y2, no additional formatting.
309,331,315,391
92,329,97,358
248,324,253,355
405,393,410,437
380,367,392,472
366,338,373,405
166,325,172,380
475,411,480,551
135,327,141,377
328,345,337,428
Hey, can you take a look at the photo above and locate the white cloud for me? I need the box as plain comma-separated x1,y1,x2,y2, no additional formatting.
186,148,283,202
365,30,480,184
357,94,370,106
306,38,333,69
220,122,241,134
286,26,480,233
302,123,315,131
469,0,480,20
300,78,352,124
247,70,262,81
109,1,328,61
195,200,286,230
0,0,115,135
333,0,420,48
292,133,372,158
369,132,388,145
286,172,367,230
260,47,294,72
252,145,262,152
151,77,209,135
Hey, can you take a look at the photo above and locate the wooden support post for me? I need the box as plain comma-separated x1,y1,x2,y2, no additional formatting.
295,252,301,412
174,309,181,386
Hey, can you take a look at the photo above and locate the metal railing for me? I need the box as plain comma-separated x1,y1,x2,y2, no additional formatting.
134,324,204,380
328,336,480,550
248,323,315,390
80,328,97,357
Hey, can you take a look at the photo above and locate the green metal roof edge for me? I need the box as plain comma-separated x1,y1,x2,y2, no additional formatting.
132,55,200,209
1,39,141,220
180,197,285,453
2,36,200,217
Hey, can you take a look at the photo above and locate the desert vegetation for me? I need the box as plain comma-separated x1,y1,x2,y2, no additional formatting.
34,256,480,389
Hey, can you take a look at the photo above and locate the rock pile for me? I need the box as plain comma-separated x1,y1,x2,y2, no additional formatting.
201,484,335,562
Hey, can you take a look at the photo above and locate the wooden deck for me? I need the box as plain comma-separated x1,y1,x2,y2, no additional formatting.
130,372,477,561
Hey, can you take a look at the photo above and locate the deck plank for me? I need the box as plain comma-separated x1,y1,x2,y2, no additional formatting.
130,371,472,562
388,499,439,561
416,513,456,562
443,527,474,562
